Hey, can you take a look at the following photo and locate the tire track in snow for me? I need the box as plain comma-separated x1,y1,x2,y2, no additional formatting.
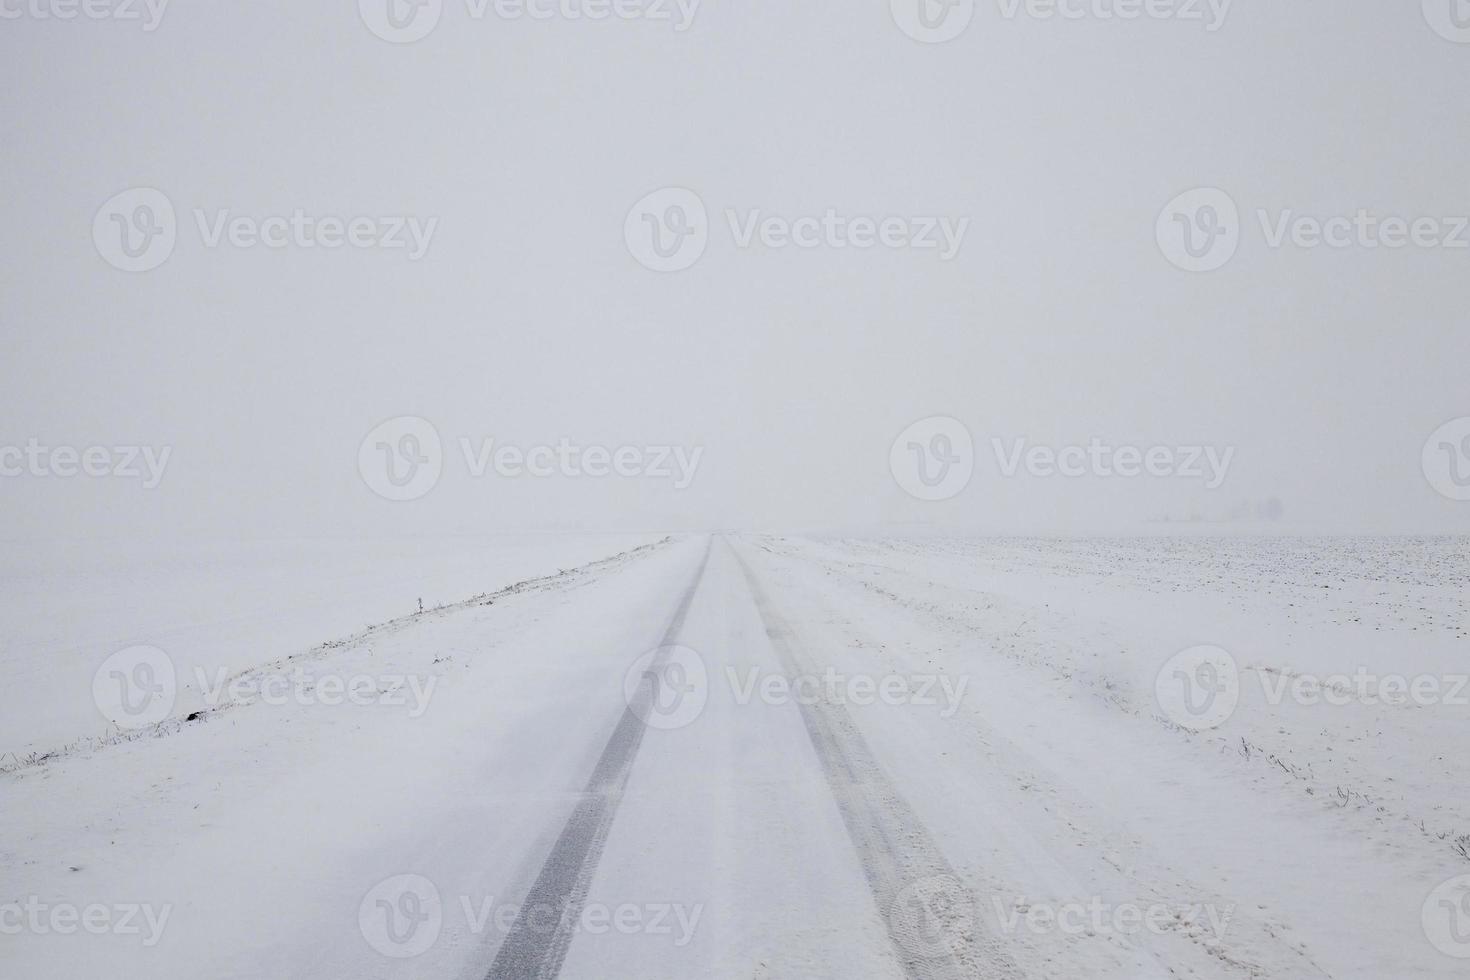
483,539,711,980
730,538,1025,980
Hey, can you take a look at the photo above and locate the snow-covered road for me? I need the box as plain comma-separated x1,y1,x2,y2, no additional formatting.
4,534,1466,978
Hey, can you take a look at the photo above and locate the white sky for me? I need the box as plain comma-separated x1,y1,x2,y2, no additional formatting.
2,0,1468,537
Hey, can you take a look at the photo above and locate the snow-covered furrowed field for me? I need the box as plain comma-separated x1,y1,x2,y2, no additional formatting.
3,534,1467,979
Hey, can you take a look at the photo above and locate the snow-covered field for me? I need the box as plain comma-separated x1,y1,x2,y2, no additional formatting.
748,534,1470,978
0,533,660,763
3,534,1467,978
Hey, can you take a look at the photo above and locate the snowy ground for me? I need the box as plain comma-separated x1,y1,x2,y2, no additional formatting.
0,533,659,763
2,534,1467,978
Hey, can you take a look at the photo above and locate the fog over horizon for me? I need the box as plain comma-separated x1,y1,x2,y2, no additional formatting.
4,1,1469,540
